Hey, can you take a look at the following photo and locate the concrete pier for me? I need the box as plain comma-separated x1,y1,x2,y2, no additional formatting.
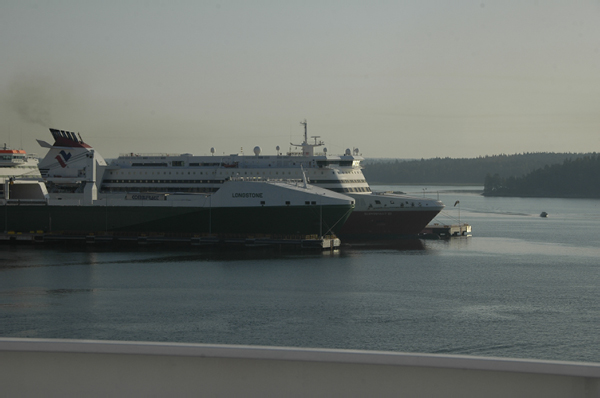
0,231,340,250
421,223,472,238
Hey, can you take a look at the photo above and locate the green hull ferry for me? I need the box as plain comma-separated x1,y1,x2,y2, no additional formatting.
1,180,354,238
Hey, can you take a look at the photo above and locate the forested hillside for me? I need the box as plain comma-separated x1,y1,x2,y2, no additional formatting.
363,153,590,184
483,155,600,198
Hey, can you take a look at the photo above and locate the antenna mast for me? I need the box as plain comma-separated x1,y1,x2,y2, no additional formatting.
300,119,307,144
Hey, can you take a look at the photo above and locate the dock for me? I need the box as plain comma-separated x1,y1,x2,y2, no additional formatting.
420,223,472,239
0,231,341,250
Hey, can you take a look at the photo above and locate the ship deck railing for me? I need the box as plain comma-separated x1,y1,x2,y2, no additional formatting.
227,176,305,184
118,153,183,158
0,338,598,397
2,199,48,205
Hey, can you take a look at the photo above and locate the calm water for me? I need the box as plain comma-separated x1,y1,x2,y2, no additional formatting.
1,185,599,363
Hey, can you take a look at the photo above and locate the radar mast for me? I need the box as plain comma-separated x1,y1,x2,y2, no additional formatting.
291,120,324,157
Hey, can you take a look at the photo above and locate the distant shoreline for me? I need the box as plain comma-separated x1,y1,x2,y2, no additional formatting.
483,193,600,199
369,182,483,187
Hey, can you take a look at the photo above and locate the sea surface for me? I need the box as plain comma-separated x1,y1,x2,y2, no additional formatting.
1,185,599,363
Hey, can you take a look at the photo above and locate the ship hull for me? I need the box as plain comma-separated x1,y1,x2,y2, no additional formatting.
1,204,353,237
336,192,444,239
338,208,442,240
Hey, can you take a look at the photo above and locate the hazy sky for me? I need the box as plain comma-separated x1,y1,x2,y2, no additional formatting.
1,1,599,159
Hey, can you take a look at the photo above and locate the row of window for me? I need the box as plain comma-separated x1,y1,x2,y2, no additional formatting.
102,178,368,186
189,162,223,167
371,201,417,207
309,179,367,184
1,155,26,159
328,187,371,193
101,187,219,193
100,185,370,194
111,170,299,176
103,179,225,184
335,170,361,175
109,170,361,177
316,160,353,167
130,163,168,167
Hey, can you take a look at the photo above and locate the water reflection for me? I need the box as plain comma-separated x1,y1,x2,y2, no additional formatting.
46,288,97,295
342,239,426,252
0,237,453,267
0,244,334,267
423,236,472,250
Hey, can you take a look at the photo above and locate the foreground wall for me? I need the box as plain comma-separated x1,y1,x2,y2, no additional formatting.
0,338,599,398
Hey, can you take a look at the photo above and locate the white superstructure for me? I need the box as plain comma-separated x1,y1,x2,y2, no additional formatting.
0,144,40,182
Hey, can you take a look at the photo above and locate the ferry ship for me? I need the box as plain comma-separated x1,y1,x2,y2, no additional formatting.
2,130,355,238
1,179,354,237
0,144,41,201
0,144,40,181
37,124,444,239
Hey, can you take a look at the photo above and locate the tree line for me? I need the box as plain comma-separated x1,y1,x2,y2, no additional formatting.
483,154,600,198
362,153,589,184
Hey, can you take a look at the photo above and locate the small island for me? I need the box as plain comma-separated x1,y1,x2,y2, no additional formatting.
483,155,600,198
363,153,600,199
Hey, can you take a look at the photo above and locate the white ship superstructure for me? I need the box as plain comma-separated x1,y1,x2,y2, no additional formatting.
0,144,40,181
101,123,369,196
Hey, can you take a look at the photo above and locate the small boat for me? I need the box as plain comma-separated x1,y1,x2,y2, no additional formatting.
540,212,548,218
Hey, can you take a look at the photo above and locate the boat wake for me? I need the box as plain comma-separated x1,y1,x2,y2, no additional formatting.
466,208,533,217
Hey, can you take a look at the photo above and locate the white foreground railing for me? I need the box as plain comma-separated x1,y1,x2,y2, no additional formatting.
0,338,598,397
